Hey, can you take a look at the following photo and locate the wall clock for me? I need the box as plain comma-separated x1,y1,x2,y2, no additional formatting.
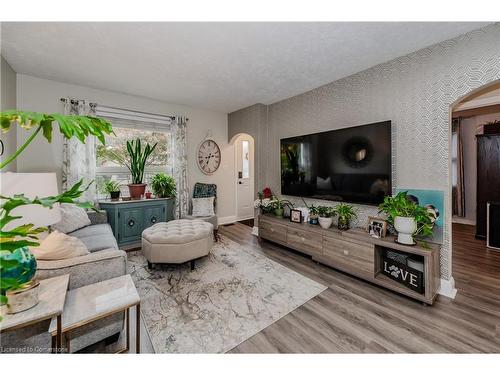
197,139,221,175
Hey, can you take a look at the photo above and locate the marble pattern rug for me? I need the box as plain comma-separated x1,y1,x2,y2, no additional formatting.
127,235,327,353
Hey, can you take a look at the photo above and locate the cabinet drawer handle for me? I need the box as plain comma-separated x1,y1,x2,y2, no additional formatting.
128,219,135,227
151,216,157,224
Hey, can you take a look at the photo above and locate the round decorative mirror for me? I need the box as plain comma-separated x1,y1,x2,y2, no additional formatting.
342,137,373,168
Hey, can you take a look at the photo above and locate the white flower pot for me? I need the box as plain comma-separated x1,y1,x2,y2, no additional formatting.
318,216,333,229
394,216,417,245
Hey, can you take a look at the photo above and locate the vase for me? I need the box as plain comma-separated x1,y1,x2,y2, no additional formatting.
337,217,350,231
318,216,333,229
274,208,284,218
0,247,37,284
6,281,40,314
394,216,417,245
128,183,147,199
110,191,120,201
0,247,39,313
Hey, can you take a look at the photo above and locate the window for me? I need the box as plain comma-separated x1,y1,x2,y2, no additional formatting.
95,107,173,198
451,131,457,187
242,140,250,179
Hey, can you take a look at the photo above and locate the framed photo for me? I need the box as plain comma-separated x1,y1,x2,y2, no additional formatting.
367,216,387,238
290,209,302,223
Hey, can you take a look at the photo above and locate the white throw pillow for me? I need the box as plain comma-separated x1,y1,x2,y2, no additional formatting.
51,203,91,234
192,197,215,217
317,176,332,190
30,230,90,260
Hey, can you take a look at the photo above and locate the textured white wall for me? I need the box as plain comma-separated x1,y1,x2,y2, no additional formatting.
230,24,500,281
268,25,500,281
15,74,235,221
0,55,17,171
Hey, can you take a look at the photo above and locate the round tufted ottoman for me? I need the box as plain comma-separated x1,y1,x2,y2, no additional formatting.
141,219,214,270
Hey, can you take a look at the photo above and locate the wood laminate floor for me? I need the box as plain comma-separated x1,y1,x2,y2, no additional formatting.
103,222,499,353
223,222,500,353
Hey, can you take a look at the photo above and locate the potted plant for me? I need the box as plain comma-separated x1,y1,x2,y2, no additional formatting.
124,139,157,199
151,173,176,198
102,180,121,200
308,204,320,225
0,110,113,318
254,187,275,214
317,206,336,229
378,191,434,245
334,203,357,230
254,197,274,214
270,197,293,218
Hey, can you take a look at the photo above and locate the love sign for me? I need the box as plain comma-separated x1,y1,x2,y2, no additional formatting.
382,256,424,294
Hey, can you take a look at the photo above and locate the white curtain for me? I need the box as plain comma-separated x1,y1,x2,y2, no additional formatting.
61,98,98,203
172,116,189,218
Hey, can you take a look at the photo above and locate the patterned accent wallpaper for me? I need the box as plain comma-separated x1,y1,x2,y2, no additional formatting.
229,24,500,281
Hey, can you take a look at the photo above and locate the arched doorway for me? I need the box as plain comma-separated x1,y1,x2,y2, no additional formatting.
449,80,500,296
230,133,255,226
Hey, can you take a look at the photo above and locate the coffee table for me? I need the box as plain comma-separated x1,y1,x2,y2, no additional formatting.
0,274,69,353
49,274,141,353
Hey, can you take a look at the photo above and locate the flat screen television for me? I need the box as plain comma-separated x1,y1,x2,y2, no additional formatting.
280,120,392,205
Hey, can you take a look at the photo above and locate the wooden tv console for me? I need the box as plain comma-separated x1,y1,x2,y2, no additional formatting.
258,214,441,304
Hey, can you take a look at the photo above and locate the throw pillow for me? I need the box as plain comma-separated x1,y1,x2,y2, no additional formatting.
317,176,332,190
192,197,215,217
51,203,91,234
30,230,90,260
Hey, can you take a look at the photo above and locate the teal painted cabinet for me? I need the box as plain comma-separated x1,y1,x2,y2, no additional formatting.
99,198,175,247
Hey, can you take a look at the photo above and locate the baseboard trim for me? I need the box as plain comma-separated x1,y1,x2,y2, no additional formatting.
236,215,255,222
452,217,475,225
252,226,259,236
219,215,237,225
438,277,457,299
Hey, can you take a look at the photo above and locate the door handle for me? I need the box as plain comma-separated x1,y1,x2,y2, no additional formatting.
238,181,242,184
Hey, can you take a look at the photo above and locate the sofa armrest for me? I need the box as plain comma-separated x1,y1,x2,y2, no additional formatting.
87,210,108,225
35,249,127,290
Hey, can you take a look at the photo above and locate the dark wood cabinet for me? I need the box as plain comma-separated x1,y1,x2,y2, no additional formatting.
476,134,500,239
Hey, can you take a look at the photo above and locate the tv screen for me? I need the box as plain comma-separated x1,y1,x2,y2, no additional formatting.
280,121,392,205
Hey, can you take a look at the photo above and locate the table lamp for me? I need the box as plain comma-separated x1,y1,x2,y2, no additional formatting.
0,172,61,230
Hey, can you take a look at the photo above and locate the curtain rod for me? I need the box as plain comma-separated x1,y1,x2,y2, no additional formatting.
60,98,185,121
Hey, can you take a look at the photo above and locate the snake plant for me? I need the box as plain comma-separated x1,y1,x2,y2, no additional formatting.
125,139,157,184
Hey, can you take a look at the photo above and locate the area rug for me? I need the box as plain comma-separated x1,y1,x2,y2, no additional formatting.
127,235,327,353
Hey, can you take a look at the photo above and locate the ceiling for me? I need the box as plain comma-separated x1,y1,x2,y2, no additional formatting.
1,22,490,113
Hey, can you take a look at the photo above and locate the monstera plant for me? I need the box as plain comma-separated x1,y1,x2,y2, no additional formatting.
0,110,113,317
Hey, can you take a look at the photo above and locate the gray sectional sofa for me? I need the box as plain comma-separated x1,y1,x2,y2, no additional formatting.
2,211,128,353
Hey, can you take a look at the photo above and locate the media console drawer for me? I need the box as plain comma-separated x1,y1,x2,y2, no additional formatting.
287,227,322,256
321,236,374,277
259,218,287,244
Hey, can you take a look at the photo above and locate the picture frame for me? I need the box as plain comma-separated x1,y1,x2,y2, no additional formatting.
367,216,387,238
290,209,303,223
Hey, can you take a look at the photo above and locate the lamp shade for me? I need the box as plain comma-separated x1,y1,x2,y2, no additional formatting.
0,172,61,230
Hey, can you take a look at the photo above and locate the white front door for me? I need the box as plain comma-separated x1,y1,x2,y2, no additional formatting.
236,136,254,220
